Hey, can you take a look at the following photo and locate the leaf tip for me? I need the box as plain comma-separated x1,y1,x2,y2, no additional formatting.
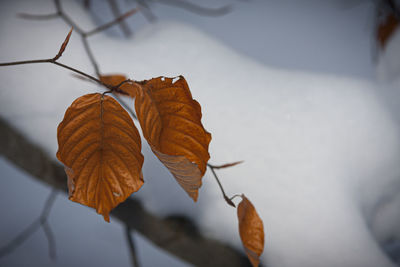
103,213,111,223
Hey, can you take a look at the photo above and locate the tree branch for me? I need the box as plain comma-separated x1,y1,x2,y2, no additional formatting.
0,117,251,267
107,0,133,37
0,189,58,260
125,227,140,267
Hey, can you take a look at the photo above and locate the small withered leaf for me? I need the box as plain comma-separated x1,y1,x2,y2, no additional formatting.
54,27,73,61
237,195,265,267
134,76,211,201
56,93,144,222
100,74,137,98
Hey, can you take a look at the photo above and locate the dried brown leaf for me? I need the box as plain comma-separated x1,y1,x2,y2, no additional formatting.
237,195,265,267
100,74,137,98
134,76,211,201
56,93,144,222
54,27,73,61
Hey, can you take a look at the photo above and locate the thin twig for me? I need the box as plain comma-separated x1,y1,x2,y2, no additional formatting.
207,164,236,207
136,0,158,22
85,7,138,37
156,0,232,16
83,0,91,9
112,92,138,119
108,0,133,37
42,222,56,260
80,36,101,76
0,58,51,67
0,189,58,259
54,0,85,34
18,12,60,20
125,227,140,267
0,58,110,89
0,220,41,258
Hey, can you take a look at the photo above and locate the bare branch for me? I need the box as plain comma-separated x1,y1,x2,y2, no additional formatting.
0,58,107,89
156,0,232,16
80,36,101,76
85,7,138,37
0,189,58,260
18,12,60,20
42,221,57,260
125,227,140,267
136,0,158,22
107,0,133,37
54,0,85,34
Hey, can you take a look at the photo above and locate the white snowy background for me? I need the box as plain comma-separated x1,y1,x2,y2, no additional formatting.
1,0,400,266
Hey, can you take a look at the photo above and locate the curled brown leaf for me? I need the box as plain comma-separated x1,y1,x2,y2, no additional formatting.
134,76,211,201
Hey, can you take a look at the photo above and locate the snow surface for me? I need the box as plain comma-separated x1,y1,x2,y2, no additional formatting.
1,0,400,267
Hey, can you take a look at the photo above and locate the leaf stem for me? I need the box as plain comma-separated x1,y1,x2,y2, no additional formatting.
207,164,236,207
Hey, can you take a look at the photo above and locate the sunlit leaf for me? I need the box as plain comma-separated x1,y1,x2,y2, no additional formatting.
134,76,211,201
57,93,144,221
237,195,265,267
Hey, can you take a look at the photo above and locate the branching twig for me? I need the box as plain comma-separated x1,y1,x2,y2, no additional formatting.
85,7,138,37
0,29,131,97
108,0,133,37
0,1,252,265
125,227,140,267
0,58,105,89
136,0,158,22
0,189,58,260
18,0,138,76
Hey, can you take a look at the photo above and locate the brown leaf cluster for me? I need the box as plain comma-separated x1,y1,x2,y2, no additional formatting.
57,76,211,217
